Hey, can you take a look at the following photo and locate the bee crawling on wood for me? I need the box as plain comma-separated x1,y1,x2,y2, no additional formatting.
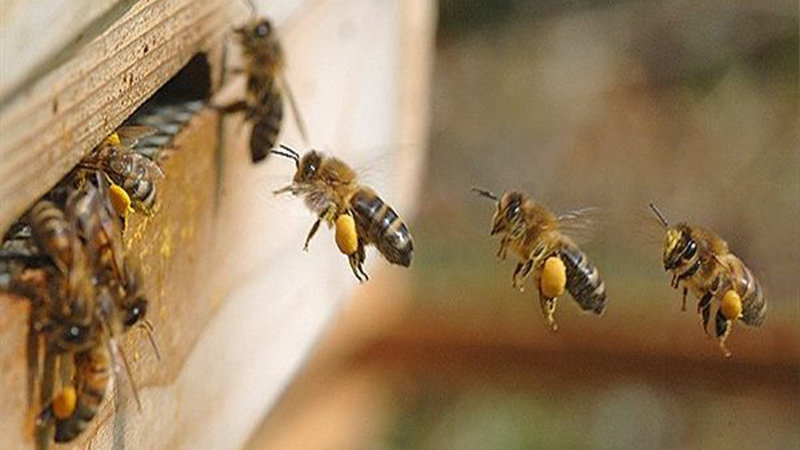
473,188,607,331
2,173,158,448
271,144,413,282
78,126,164,221
218,0,307,163
649,203,766,357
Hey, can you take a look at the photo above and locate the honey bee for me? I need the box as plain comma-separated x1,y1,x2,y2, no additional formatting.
25,199,99,353
272,145,413,281
221,1,307,163
79,127,164,216
473,188,607,331
649,203,766,357
68,173,157,341
38,344,110,443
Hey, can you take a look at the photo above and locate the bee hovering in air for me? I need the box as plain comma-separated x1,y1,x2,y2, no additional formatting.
271,144,413,282
219,0,307,163
473,188,607,331
78,126,164,219
649,203,766,357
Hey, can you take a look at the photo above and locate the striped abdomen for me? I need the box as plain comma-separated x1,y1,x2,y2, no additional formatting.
559,243,606,314
108,153,157,212
727,255,766,327
350,188,413,267
27,200,73,273
248,79,284,163
54,345,110,443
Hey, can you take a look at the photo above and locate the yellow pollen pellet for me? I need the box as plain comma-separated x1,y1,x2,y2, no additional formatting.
53,387,77,419
106,132,121,146
541,256,567,299
720,289,743,321
335,214,358,256
109,183,133,225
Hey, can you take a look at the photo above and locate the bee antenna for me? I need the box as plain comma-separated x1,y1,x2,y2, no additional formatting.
138,319,162,361
279,143,300,158
270,147,300,168
649,203,669,228
471,186,499,202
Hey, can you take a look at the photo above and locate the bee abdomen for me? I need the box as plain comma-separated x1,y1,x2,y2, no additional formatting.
351,189,413,267
54,346,110,443
740,266,766,327
559,245,606,314
249,84,284,163
122,177,156,210
28,200,72,272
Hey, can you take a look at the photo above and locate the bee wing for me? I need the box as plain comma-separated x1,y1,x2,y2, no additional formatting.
119,152,164,179
556,207,601,244
114,125,159,148
278,72,308,145
136,153,165,179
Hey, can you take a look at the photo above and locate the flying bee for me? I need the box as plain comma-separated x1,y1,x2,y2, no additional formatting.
272,144,413,282
79,126,164,217
220,1,307,163
473,188,607,331
649,204,766,357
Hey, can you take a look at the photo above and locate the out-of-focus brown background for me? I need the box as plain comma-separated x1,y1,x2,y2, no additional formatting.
246,0,799,449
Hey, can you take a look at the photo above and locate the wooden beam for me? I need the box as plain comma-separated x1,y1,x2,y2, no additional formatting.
0,0,246,236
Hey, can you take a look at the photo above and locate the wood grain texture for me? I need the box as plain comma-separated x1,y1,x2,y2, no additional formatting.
0,0,245,236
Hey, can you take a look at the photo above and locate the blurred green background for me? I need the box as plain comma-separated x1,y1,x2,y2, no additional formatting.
248,1,799,449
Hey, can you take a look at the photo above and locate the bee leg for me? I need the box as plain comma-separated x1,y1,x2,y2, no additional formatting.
496,237,509,260
681,287,688,311
517,260,534,292
273,185,296,195
35,348,57,450
511,262,524,289
697,291,712,315
715,309,733,358
348,242,369,282
214,100,249,114
303,218,322,251
701,303,712,337
27,312,41,408
538,292,559,332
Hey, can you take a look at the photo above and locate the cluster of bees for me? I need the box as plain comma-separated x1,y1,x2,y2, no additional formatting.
0,129,162,448
0,0,769,447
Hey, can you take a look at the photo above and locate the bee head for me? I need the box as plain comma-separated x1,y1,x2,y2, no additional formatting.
663,224,696,271
235,18,273,41
491,191,525,235
294,150,323,183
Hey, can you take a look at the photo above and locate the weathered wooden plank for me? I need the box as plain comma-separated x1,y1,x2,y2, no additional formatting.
0,0,245,236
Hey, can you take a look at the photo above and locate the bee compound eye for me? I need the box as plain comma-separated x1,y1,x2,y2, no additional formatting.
125,298,148,327
64,325,86,343
684,240,697,259
256,22,270,37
